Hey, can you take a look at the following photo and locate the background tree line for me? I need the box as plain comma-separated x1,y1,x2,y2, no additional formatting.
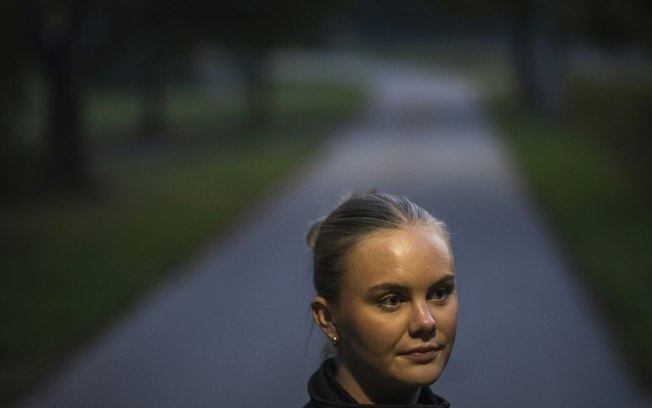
1,0,649,198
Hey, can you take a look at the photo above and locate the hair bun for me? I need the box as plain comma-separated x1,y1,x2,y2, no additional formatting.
306,217,325,249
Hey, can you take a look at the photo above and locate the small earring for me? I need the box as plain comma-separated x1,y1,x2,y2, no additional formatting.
329,334,339,346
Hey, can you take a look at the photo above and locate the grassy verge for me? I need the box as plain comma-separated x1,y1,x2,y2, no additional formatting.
0,79,366,406
485,65,652,391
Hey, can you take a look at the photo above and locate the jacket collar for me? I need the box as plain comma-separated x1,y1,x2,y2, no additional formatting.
306,358,451,408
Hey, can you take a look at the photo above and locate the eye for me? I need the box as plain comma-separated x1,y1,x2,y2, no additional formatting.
430,285,453,301
379,294,402,308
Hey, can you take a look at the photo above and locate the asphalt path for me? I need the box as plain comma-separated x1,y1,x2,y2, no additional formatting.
17,52,652,408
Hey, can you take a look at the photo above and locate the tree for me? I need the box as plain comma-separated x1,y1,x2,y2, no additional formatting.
430,0,563,120
22,0,95,190
441,0,651,120
177,0,345,128
507,0,561,121
101,0,183,141
0,1,32,195
558,0,652,49
101,0,343,135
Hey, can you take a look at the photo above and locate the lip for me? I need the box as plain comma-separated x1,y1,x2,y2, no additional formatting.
402,345,443,364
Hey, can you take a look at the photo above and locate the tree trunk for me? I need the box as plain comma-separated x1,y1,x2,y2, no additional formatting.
138,34,166,140
235,48,272,130
24,0,91,190
0,2,30,196
42,42,90,189
509,0,562,121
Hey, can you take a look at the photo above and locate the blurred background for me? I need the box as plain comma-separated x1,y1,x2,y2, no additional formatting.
1,0,651,406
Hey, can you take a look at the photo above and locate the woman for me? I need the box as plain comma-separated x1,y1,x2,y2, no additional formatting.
305,192,457,407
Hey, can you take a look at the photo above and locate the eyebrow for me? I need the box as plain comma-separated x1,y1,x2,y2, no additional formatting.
367,274,456,294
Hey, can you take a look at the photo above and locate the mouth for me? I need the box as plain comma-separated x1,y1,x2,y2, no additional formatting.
402,345,444,364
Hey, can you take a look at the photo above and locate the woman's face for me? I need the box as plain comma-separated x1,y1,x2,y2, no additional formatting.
334,225,457,399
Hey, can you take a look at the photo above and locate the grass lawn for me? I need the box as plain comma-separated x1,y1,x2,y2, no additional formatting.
495,86,652,393
480,59,652,392
0,79,366,406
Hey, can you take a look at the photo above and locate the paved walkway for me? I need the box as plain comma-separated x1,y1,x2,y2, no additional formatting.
17,52,651,408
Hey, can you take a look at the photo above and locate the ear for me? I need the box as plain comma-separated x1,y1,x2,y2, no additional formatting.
311,296,338,338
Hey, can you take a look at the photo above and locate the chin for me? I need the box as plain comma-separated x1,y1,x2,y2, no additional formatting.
399,365,443,387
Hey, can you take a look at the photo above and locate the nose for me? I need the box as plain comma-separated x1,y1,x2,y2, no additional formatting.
408,301,436,339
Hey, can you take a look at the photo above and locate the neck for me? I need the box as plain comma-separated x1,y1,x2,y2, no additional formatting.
335,361,420,405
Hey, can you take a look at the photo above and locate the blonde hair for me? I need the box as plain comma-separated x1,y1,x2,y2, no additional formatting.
307,191,451,307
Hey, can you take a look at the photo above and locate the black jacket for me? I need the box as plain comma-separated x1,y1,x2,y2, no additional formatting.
303,359,451,408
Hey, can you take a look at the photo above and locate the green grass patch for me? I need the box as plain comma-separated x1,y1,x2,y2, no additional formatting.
86,80,366,150
490,74,652,392
0,79,366,406
564,74,652,204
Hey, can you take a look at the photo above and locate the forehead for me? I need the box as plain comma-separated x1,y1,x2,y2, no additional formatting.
343,226,453,289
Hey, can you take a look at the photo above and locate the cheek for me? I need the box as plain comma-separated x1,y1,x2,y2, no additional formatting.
341,308,403,351
435,302,458,337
